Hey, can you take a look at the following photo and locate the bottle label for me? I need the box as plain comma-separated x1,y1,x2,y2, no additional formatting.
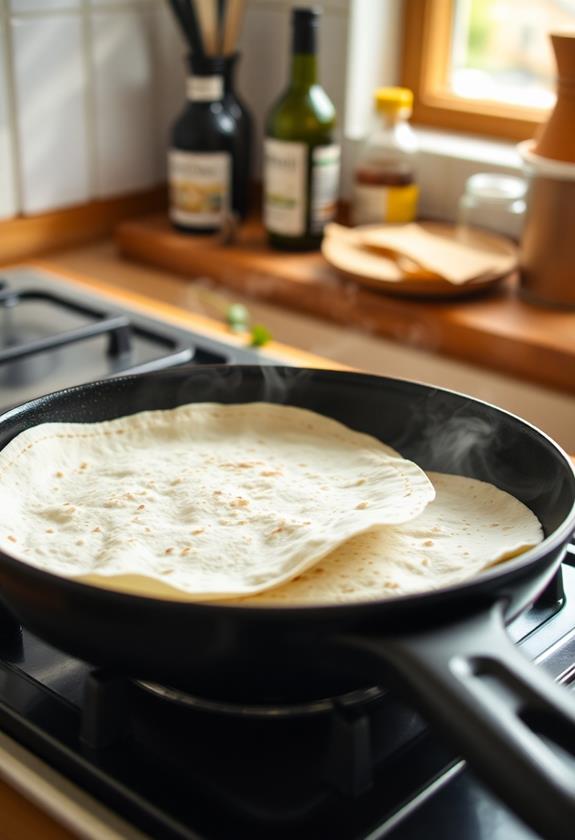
187,75,224,102
264,139,307,236
353,183,419,225
169,150,230,228
311,145,340,233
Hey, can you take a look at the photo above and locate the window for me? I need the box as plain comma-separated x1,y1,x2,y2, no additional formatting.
401,0,575,140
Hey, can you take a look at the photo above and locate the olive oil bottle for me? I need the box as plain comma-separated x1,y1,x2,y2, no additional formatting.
264,7,340,251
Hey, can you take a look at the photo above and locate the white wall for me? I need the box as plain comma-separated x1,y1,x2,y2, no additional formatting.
0,0,526,229
0,0,187,217
0,0,356,218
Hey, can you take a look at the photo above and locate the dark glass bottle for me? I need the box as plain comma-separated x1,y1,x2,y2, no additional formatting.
169,53,251,234
223,53,252,221
264,7,340,251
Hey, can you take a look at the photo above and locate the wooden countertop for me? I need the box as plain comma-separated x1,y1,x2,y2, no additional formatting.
115,215,575,396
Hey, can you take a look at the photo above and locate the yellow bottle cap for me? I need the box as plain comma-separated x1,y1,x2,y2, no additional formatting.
375,87,413,115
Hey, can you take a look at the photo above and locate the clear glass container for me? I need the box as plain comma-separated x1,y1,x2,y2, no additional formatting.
352,87,419,226
457,173,527,242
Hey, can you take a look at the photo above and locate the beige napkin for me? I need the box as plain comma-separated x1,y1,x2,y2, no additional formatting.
357,223,512,285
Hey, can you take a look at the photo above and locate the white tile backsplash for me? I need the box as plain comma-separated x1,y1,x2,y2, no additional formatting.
89,0,154,5
415,152,450,221
10,0,81,12
0,22,18,219
90,8,160,198
0,0,355,217
250,0,350,11
11,14,90,214
237,4,289,177
0,0,357,217
318,11,349,138
153,2,187,179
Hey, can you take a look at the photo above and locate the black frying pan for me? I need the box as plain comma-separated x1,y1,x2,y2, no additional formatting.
0,366,574,839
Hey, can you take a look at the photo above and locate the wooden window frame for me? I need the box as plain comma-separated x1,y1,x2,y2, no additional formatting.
400,0,549,141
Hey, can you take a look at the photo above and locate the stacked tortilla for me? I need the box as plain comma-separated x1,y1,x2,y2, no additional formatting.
0,403,543,604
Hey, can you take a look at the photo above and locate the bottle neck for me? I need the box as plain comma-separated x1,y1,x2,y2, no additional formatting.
378,112,404,128
186,53,226,102
290,53,318,89
289,10,318,89
222,54,238,94
186,74,224,102
377,106,412,127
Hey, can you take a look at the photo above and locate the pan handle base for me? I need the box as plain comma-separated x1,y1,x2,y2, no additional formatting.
336,602,575,840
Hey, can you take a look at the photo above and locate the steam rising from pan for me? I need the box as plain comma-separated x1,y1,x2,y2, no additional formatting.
173,364,317,409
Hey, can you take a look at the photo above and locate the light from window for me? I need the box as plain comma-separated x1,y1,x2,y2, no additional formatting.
449,0,575,108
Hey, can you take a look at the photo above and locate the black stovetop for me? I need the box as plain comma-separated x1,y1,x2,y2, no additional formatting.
0,268,574,840
1,552,574,840
0,268,269,409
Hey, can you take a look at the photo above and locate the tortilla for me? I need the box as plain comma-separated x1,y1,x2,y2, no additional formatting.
231,472,544,605
0,402,435,599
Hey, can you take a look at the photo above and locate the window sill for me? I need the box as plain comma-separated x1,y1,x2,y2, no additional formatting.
412,128,525,236
415,128,523,169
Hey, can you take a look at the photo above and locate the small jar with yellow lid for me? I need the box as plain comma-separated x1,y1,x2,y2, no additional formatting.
352,87,419,225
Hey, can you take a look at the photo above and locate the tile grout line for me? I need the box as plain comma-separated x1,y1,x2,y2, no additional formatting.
80,0,98,199
150,3,168,187
9,0,158,19
1,0,25,215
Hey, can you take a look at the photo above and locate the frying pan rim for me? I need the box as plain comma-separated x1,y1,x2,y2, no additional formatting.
0,365,573,619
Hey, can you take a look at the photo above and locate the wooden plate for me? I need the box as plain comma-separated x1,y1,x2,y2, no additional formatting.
321,222,518,299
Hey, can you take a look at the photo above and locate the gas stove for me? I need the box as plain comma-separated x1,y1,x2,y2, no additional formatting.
0,267,269,410
0,267,574,840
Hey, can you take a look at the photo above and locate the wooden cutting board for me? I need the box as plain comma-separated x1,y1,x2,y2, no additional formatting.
114,214,575,396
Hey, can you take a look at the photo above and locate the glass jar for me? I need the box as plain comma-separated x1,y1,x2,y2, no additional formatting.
457,173,527,241
352,87,419,226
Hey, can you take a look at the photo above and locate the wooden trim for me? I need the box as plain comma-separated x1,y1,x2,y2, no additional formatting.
401,0,548,141
0,779,77,840
0,188,167,267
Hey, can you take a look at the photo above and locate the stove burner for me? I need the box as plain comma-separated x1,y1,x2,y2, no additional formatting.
0,270,265,409
136,680,385,719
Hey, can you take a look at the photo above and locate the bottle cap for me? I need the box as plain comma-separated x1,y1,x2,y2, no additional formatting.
375,87,413,116
292,7,321,53
292,7,321,24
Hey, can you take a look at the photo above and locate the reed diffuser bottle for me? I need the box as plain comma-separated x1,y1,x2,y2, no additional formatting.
264,7,340,251
166,0,252,234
